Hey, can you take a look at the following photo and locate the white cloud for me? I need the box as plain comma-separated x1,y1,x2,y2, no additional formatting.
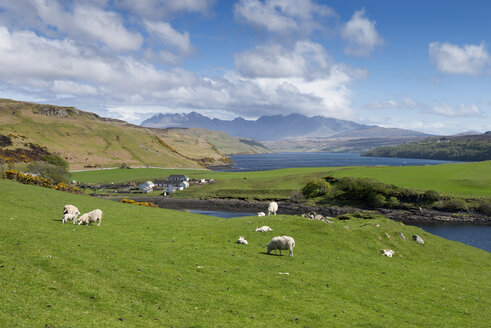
144,21,193,55
234,0,334,34
0,26,359,122
365,97,422,110
30,0,143,51
341,9,383,56
234,41,330,78
51,80,98,96
429,41,490,75
432,103,485,117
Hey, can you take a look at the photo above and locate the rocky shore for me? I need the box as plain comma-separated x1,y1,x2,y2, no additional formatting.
114,196,491,225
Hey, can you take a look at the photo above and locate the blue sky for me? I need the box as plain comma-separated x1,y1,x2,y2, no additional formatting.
0,0,490,135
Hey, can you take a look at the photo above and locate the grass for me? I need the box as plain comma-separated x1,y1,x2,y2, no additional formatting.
1,179,490,327
328,161,491,197
72,161,491,200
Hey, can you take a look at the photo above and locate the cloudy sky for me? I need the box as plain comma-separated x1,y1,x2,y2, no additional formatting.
0,0,490,135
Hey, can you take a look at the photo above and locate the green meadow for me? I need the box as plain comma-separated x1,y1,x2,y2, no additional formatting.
0,179,490,327
72,161,491,199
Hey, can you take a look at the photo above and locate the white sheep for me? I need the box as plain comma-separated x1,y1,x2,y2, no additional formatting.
257,212,266,217
267,201,278,215
63,204,80,215
255,225,273,232
267,235,295,257
78,209,103,226
381,249,395,258
237,236,248,245
62,213,79,224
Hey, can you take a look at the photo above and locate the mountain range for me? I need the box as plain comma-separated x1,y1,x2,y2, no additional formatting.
141,112,429,152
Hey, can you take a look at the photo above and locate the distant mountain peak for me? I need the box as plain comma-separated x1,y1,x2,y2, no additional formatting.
141,112,425,141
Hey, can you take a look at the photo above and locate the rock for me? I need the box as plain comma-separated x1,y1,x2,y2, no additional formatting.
314,214,325,221
384,232,391,239
399,232,406,240
412,234,424,244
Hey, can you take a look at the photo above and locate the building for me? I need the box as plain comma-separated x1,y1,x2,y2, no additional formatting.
167,175,189,182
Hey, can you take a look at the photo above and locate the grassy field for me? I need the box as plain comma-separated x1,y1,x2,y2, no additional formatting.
72,161,491,199
328,161,491,197
0,179,490,327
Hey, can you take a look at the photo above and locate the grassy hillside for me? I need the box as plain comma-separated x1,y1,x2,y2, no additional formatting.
0,99,248,169
168,128,271,155
363,133,491,161
1,179,490,327
328,161,491,197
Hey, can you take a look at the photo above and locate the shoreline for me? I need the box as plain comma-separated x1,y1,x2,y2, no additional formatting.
110,196,491,225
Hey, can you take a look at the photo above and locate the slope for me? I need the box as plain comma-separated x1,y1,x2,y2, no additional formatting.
0,99,232,169
0,179,489,327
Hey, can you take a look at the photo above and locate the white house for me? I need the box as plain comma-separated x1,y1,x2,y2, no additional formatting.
138,181,154,193
180,181,190,188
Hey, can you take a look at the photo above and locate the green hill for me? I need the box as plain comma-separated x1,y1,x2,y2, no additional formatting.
0,179,490,327
0,99,267,170
363,133,491,161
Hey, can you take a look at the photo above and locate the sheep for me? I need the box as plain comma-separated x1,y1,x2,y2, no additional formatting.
267,235,295,257
63,204,80,215
78,209,103,226
237,236,248,245
381,249,395,258
257,212,266,217
62,213,79,224
267,201,278,215
255,226,273,232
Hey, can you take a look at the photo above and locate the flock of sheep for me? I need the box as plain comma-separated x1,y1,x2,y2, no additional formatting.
237,201,296,257
62,204,103,226
62,201,294,257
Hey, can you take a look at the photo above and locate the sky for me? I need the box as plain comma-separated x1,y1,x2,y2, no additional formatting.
0,0,490,135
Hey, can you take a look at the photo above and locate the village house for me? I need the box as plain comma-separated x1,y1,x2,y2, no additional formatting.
167,174,189,182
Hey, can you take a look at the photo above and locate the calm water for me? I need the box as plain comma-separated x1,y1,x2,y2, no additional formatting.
219,152,457,172
189,210,490,252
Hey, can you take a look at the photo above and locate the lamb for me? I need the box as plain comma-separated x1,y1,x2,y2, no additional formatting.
62,213,79,224
62,204,80,224
255,226,273,232
78,209,103,226
267,201,278,215
237,236,248,245
381,249,395,258
267,235,295,257
257,212,266,217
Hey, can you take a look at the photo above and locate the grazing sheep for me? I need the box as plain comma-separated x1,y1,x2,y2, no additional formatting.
63,204,80,215
381,249,395,258
267,236,295,257
78,209,103,226
257,212,266,217
255,226,273,232
267,202,278,215
237,236,248,245
62,213,79,224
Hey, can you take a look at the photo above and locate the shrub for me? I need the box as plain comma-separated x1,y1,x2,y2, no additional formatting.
289,190,304,203
423,190,440,202
42,154,69,168
477,200,491,215
302,179,331,198
27,161,70,184
121,199,158,208
441,198,469,212
367,192,386,208
386,196,400,208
